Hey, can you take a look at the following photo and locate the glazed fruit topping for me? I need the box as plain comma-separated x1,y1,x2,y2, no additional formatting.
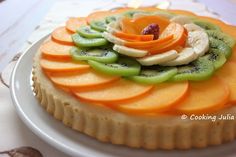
41,8,236,115
67,9,235,84
142,23,160,40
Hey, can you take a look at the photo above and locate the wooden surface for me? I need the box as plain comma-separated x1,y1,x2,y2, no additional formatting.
0,0,54,71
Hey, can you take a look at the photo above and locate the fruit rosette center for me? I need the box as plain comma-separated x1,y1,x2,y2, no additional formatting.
70,9,235,84
40,8,236,115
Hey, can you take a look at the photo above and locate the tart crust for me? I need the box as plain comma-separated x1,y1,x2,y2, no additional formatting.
33,48,236,150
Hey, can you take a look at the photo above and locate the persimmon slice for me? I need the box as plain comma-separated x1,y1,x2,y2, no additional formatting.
114,31,154,41
40,59,90,73
86,11,111,24
229,46,236,62
216,62,236,103
115,82,189,114
175,76,229,114
169,9,196,16
49,70,119,90
40,40,72,60
86,8,132,24
124,34,174,49
74,79,153,103
51,27,74,45
120,15,170,34
148,22,186,54
66,17,87,33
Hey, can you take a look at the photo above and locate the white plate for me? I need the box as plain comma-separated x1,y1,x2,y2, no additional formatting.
10,35,236,157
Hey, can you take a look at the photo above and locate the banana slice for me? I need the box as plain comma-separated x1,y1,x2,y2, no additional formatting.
160,48,198,66
106,22,120,34
183,23,209,57
106,27,116,34
137,50,178,66
103,32,125,45
170,15,193,25
184,23,204,32
186,30,209,57
113,44,148,57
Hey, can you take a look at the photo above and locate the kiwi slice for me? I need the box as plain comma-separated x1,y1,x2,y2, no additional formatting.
128,66,177,84
90,20,107,32
88,57,141,76
122,10,147,18
77,26,102,38
72,33,108,47
154,10,176,19
170,57,214,81
202,49,226,69
209,37,232,59
106,15,119,24
70,46,118,63
206,30,236,48
193,20,221,31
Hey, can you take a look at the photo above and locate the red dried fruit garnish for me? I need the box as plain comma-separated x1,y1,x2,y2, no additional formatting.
142,23,160,40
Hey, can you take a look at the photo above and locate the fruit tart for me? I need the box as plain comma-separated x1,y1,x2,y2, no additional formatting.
33,7,236,149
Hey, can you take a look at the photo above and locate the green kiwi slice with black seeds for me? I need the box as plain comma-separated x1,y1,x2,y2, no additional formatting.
207,30,236,48
72,33,108,47
90,20,107,32
128,66,177,84
193,19,221,31
122,10,148,18
170,57,215,81
77,26,102,38
88,57,141,76
202,48,226,69
70,46,118,63
106,15,119,24
209,37,232,59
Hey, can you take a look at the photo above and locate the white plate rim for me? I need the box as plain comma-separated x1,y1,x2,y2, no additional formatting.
9,35,90,157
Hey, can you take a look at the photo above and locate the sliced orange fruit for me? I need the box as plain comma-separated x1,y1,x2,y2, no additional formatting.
66,17,87,33
115,82,189,114
124,34,174,49
40,40,72,60
175,76,229,115
148,22,186,54
169,9,196,16
216,62,236,103
40,58,90,73
51,27,74,45
120,15,170,34
49,70,119,91
74,79,153,103
86,11,111,24
114,31,154,41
